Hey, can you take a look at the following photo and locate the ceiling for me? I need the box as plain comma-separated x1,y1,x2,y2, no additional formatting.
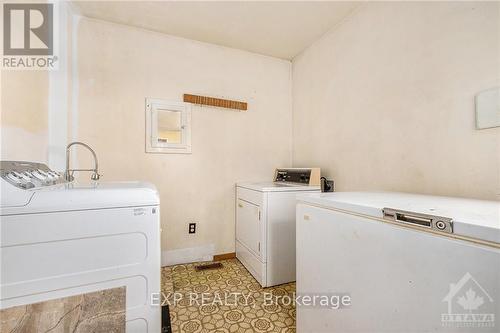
72,1,359,60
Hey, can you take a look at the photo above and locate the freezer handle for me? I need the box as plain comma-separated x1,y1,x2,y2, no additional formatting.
383,208,453,234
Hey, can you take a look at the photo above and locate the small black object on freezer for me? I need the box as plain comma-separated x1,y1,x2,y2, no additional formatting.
320,177,334,192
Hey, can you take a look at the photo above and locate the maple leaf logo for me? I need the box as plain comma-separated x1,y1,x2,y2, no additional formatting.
457,288,484,312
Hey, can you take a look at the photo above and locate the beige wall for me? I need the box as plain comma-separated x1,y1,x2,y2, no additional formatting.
0,0,49,163
0,2,75,167
76,18,292,254
292,1,500,200
1,71,49,162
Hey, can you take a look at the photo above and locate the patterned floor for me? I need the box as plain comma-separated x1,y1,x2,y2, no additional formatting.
161,259,296,333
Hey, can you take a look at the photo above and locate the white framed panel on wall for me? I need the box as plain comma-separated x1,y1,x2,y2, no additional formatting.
145,98,192,154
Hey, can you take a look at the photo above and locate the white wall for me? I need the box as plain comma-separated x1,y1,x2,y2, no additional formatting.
292,1,500,200
75,18,292,257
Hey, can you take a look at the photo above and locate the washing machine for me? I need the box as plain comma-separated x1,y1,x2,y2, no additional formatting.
236,168,321,287
0,161,161,332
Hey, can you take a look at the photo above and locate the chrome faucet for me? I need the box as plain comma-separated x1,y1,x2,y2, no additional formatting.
64,141,100,182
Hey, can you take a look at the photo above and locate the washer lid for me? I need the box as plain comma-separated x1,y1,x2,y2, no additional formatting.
237,182,320,192
297,192,500,244
0,181,159,215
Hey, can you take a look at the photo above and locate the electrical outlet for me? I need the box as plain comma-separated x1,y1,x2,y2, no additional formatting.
188,223,196,234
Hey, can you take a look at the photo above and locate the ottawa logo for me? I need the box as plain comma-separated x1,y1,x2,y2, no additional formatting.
441,272,495,328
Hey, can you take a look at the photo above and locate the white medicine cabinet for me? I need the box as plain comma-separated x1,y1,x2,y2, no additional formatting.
145,98,192,154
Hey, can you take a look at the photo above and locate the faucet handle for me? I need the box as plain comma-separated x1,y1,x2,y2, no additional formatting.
64,171,75,182
91,172,100,181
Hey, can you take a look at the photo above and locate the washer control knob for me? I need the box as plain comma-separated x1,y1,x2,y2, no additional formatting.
17,173,31,182
48,171,60,179
6,172,21,184
32,171,46,181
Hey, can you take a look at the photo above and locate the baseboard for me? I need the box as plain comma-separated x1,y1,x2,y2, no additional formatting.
161,244,215,267
213,252,236,261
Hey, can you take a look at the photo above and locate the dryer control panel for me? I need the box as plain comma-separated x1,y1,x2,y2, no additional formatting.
273,168,320,186
1,161,66,189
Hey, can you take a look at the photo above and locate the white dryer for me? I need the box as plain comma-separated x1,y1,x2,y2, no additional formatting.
0,161,161,332
236,168,320,287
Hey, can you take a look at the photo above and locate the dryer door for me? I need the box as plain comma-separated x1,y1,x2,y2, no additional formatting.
236,199,261,257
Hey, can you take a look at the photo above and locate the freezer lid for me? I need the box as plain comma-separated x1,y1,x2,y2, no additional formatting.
296,192,500,244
